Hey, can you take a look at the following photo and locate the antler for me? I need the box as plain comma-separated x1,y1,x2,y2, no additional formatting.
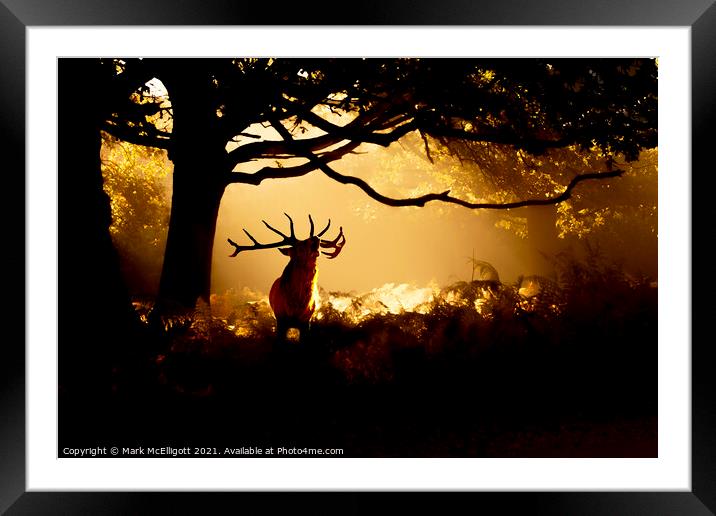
310,215,332,238
227,213,299,257
319,226,346,259
316,218,331,237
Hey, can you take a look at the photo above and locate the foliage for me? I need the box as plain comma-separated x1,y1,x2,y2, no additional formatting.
429,139,657,240
98,251,657,457
556,148,657,240
140,251,655,406
333,129,656,243
103,57,657,195
100,132,173,295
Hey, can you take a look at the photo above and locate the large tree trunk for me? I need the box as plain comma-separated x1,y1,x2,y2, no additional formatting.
155,67,227,312
58,59,139,401
157,171,226,309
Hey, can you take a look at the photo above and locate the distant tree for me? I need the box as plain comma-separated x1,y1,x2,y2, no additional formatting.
100,132,172,295
414,138,657,274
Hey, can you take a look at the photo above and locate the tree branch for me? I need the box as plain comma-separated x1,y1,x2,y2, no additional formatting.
322,161,623,209
281,95,582,156
101,121,171,149
269,117,624,210
226,106,410,165
277,96,415,145
226,130,348,163
225,140,363,185
420,131,434,164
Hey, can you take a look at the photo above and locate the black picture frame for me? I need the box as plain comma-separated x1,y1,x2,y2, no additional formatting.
3,1,714,514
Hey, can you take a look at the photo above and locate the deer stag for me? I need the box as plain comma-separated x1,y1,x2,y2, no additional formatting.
228,213,345,342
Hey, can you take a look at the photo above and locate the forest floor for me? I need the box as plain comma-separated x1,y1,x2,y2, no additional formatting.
60,255,658,458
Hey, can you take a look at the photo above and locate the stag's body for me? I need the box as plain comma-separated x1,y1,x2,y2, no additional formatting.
269,237,321,339
228,214,345,344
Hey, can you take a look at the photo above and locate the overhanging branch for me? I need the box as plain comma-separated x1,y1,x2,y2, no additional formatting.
280,95,580,155
226,107,412,166
278,96,417,145
269,116,624,210
318,160,622,209
225,140,363,185
101,121,171,149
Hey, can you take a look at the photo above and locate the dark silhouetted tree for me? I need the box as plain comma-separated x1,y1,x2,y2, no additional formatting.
58,59,154,407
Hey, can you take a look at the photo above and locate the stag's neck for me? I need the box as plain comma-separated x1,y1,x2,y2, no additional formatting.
281,258,318,289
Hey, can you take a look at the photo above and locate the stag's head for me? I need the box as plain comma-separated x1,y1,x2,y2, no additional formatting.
278,235,320,266
227,213,346,266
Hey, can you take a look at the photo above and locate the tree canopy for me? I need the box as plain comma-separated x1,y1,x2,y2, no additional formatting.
91,57,658,310
102,58,657,208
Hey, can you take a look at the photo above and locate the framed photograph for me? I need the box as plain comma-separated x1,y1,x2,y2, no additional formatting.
5,0,715,513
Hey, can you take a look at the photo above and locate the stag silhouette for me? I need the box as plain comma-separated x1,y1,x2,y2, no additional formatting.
228,214,345,345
